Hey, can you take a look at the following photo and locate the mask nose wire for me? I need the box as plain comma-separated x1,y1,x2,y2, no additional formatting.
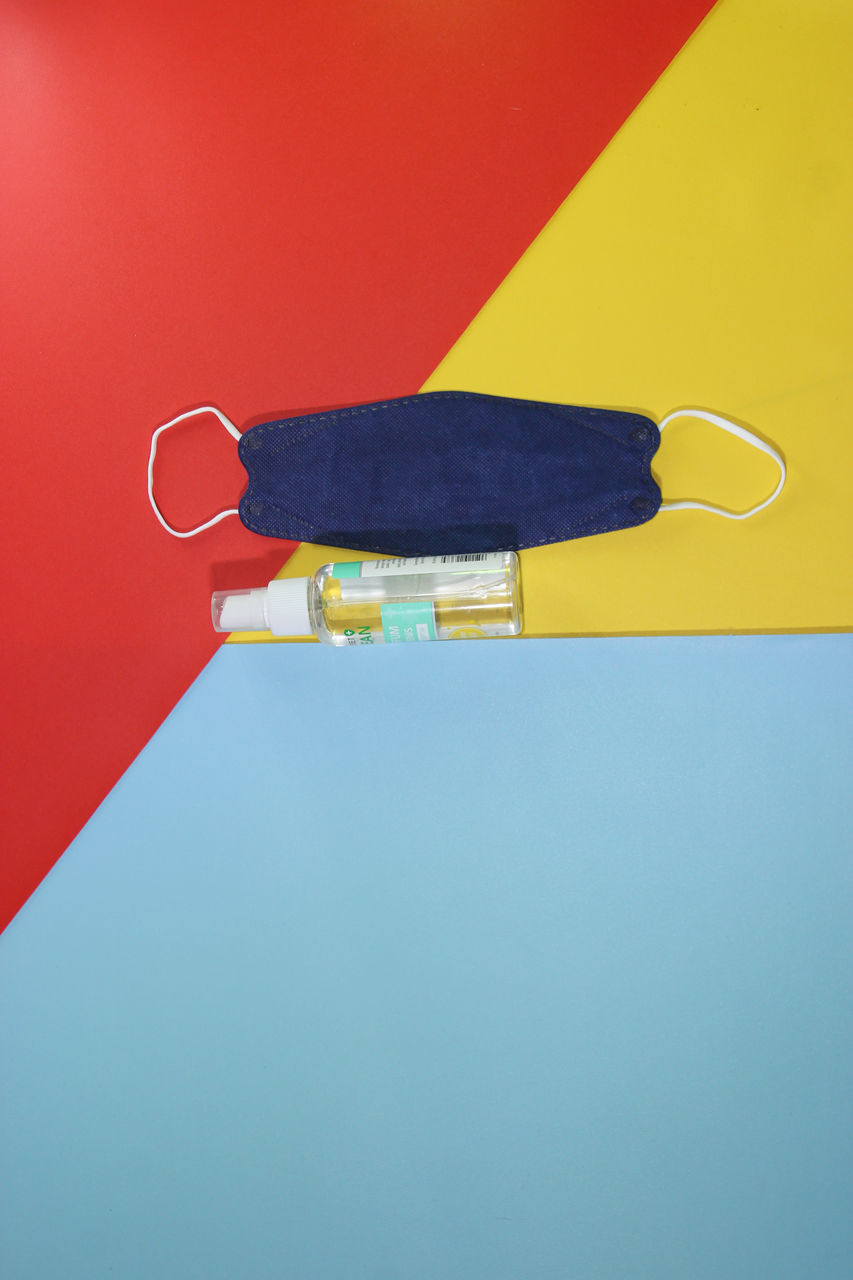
148,406,243,538
656,408,786,520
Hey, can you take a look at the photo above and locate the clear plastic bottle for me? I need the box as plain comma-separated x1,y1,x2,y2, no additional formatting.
211,552,523,646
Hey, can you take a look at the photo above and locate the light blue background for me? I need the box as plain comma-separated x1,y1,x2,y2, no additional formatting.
2,637,852,1279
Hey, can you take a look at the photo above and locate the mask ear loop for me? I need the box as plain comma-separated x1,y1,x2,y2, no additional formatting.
148,406,243,538
656,409,786,519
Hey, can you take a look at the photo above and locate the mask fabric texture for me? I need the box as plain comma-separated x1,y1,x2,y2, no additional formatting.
236,391,661,555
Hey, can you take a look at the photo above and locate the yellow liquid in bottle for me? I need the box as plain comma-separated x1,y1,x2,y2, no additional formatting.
313,557,523,645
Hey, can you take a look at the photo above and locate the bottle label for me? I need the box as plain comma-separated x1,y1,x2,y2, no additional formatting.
380,601,437,643
331,552,516,644
332,553,507,578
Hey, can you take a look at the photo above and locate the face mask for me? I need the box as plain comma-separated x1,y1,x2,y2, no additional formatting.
148,392,785,553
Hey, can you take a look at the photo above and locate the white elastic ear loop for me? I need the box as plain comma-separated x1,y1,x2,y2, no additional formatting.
657,408,786,520
148,406,242,538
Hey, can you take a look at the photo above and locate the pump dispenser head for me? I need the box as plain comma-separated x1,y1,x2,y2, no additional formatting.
212,578,312,637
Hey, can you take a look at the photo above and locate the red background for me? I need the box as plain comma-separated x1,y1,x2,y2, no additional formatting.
0,0,715,930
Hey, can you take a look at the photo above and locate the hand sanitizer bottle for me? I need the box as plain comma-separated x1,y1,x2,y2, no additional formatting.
211,552,523,646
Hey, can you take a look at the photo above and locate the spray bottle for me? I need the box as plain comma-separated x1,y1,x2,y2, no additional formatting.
212,552,523,646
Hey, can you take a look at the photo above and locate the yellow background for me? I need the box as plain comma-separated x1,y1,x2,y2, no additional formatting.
236,0,852,641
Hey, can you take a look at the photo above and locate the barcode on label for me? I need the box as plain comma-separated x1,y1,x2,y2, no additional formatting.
438,553,492,564
352,552,508,580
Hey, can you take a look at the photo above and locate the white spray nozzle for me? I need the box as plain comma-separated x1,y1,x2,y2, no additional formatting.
211,579,313,637
212,588,269,633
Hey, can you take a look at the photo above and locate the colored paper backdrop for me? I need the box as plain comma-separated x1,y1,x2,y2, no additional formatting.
1,0,716,930
2,637,851,1278
2,5,851,1271
273,0,853,637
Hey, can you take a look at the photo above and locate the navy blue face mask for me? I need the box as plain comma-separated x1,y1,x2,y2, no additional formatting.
149,392,785,552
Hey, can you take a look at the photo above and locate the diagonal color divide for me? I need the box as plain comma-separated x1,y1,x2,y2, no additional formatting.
3,636,852,1276
0,0,715,931
279,0,853,636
